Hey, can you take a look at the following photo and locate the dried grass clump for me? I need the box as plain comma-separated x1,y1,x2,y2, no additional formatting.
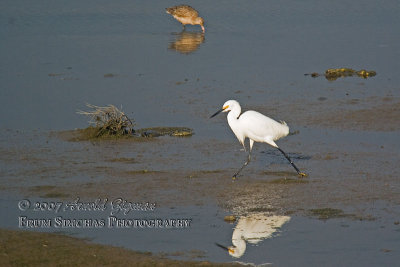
77,104,134,138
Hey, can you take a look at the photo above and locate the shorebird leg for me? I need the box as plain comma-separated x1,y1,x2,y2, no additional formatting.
277,147,307,177
233,152,251,179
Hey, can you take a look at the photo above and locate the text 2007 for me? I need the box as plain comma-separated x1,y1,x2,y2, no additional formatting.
33,201,63,213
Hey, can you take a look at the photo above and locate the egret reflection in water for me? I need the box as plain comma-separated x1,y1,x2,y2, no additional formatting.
168,31,205,54
217,214,291,258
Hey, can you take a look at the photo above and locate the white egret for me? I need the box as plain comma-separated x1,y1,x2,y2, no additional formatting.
216,214,291,258
210,100,306,178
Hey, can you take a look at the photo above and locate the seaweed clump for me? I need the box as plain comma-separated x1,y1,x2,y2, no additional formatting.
136,127,193,137
77,104,134,139
306,68,377,81
74,104,193,141
325,68,376,81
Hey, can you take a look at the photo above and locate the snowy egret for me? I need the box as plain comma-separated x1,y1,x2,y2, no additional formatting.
166,5,205,33
216,214,291,258
210,100,307,178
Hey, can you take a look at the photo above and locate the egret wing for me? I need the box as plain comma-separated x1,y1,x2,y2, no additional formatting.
239,111,289,142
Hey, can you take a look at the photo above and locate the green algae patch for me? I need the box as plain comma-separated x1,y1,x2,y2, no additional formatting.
187,170,224,178
136,127,193,137
268,178,309,184
103,73,117,78
124,169,162,175
305,68,377,81
41,192,70,198
308,208,375,221
29,185,70,199
223,215,236,223
31,185,56,191
61,126,194,142
67,126,135,141
263,171,299,177
309,208,345,220
106,157,137,164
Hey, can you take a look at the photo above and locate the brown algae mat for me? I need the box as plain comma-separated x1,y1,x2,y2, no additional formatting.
64,126,193,141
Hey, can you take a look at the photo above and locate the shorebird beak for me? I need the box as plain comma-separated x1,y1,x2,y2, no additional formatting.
210,105,228,118
215,243,234,254
215,243,229,251
210,108,223,118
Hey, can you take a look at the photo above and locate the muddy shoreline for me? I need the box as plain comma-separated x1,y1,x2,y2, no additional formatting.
1,118,399,221
1,124,399,264
2,95,398,264
0,228,240,266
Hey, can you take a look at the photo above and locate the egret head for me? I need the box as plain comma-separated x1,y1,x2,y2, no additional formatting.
215,243,243,258
227,246,241,258
210,100,240,118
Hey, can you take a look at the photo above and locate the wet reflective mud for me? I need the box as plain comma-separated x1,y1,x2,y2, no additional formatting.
1,0,400,266
216,213,291,258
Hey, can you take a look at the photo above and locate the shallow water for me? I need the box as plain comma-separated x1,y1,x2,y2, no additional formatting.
1,0,400,266
1,196,400,266
1,0,399,132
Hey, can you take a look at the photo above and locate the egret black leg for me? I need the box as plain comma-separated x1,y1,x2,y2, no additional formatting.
233,153,251,178
277,147,307,177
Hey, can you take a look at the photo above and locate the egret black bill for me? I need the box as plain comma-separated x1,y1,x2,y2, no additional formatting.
215,243,234,254
210,105,229,118
215,242,229,251
210,109,223,118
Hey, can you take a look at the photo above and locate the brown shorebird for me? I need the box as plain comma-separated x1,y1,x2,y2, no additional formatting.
165,5,205,32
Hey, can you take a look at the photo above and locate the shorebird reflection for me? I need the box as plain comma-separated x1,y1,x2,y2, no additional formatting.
168,31,205,54
216,214,291,258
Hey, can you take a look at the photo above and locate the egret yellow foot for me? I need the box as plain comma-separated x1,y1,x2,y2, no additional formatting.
298,172,307,178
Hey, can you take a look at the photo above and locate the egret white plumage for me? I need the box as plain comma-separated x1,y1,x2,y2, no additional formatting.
216,214,291,258
210,100,306,178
